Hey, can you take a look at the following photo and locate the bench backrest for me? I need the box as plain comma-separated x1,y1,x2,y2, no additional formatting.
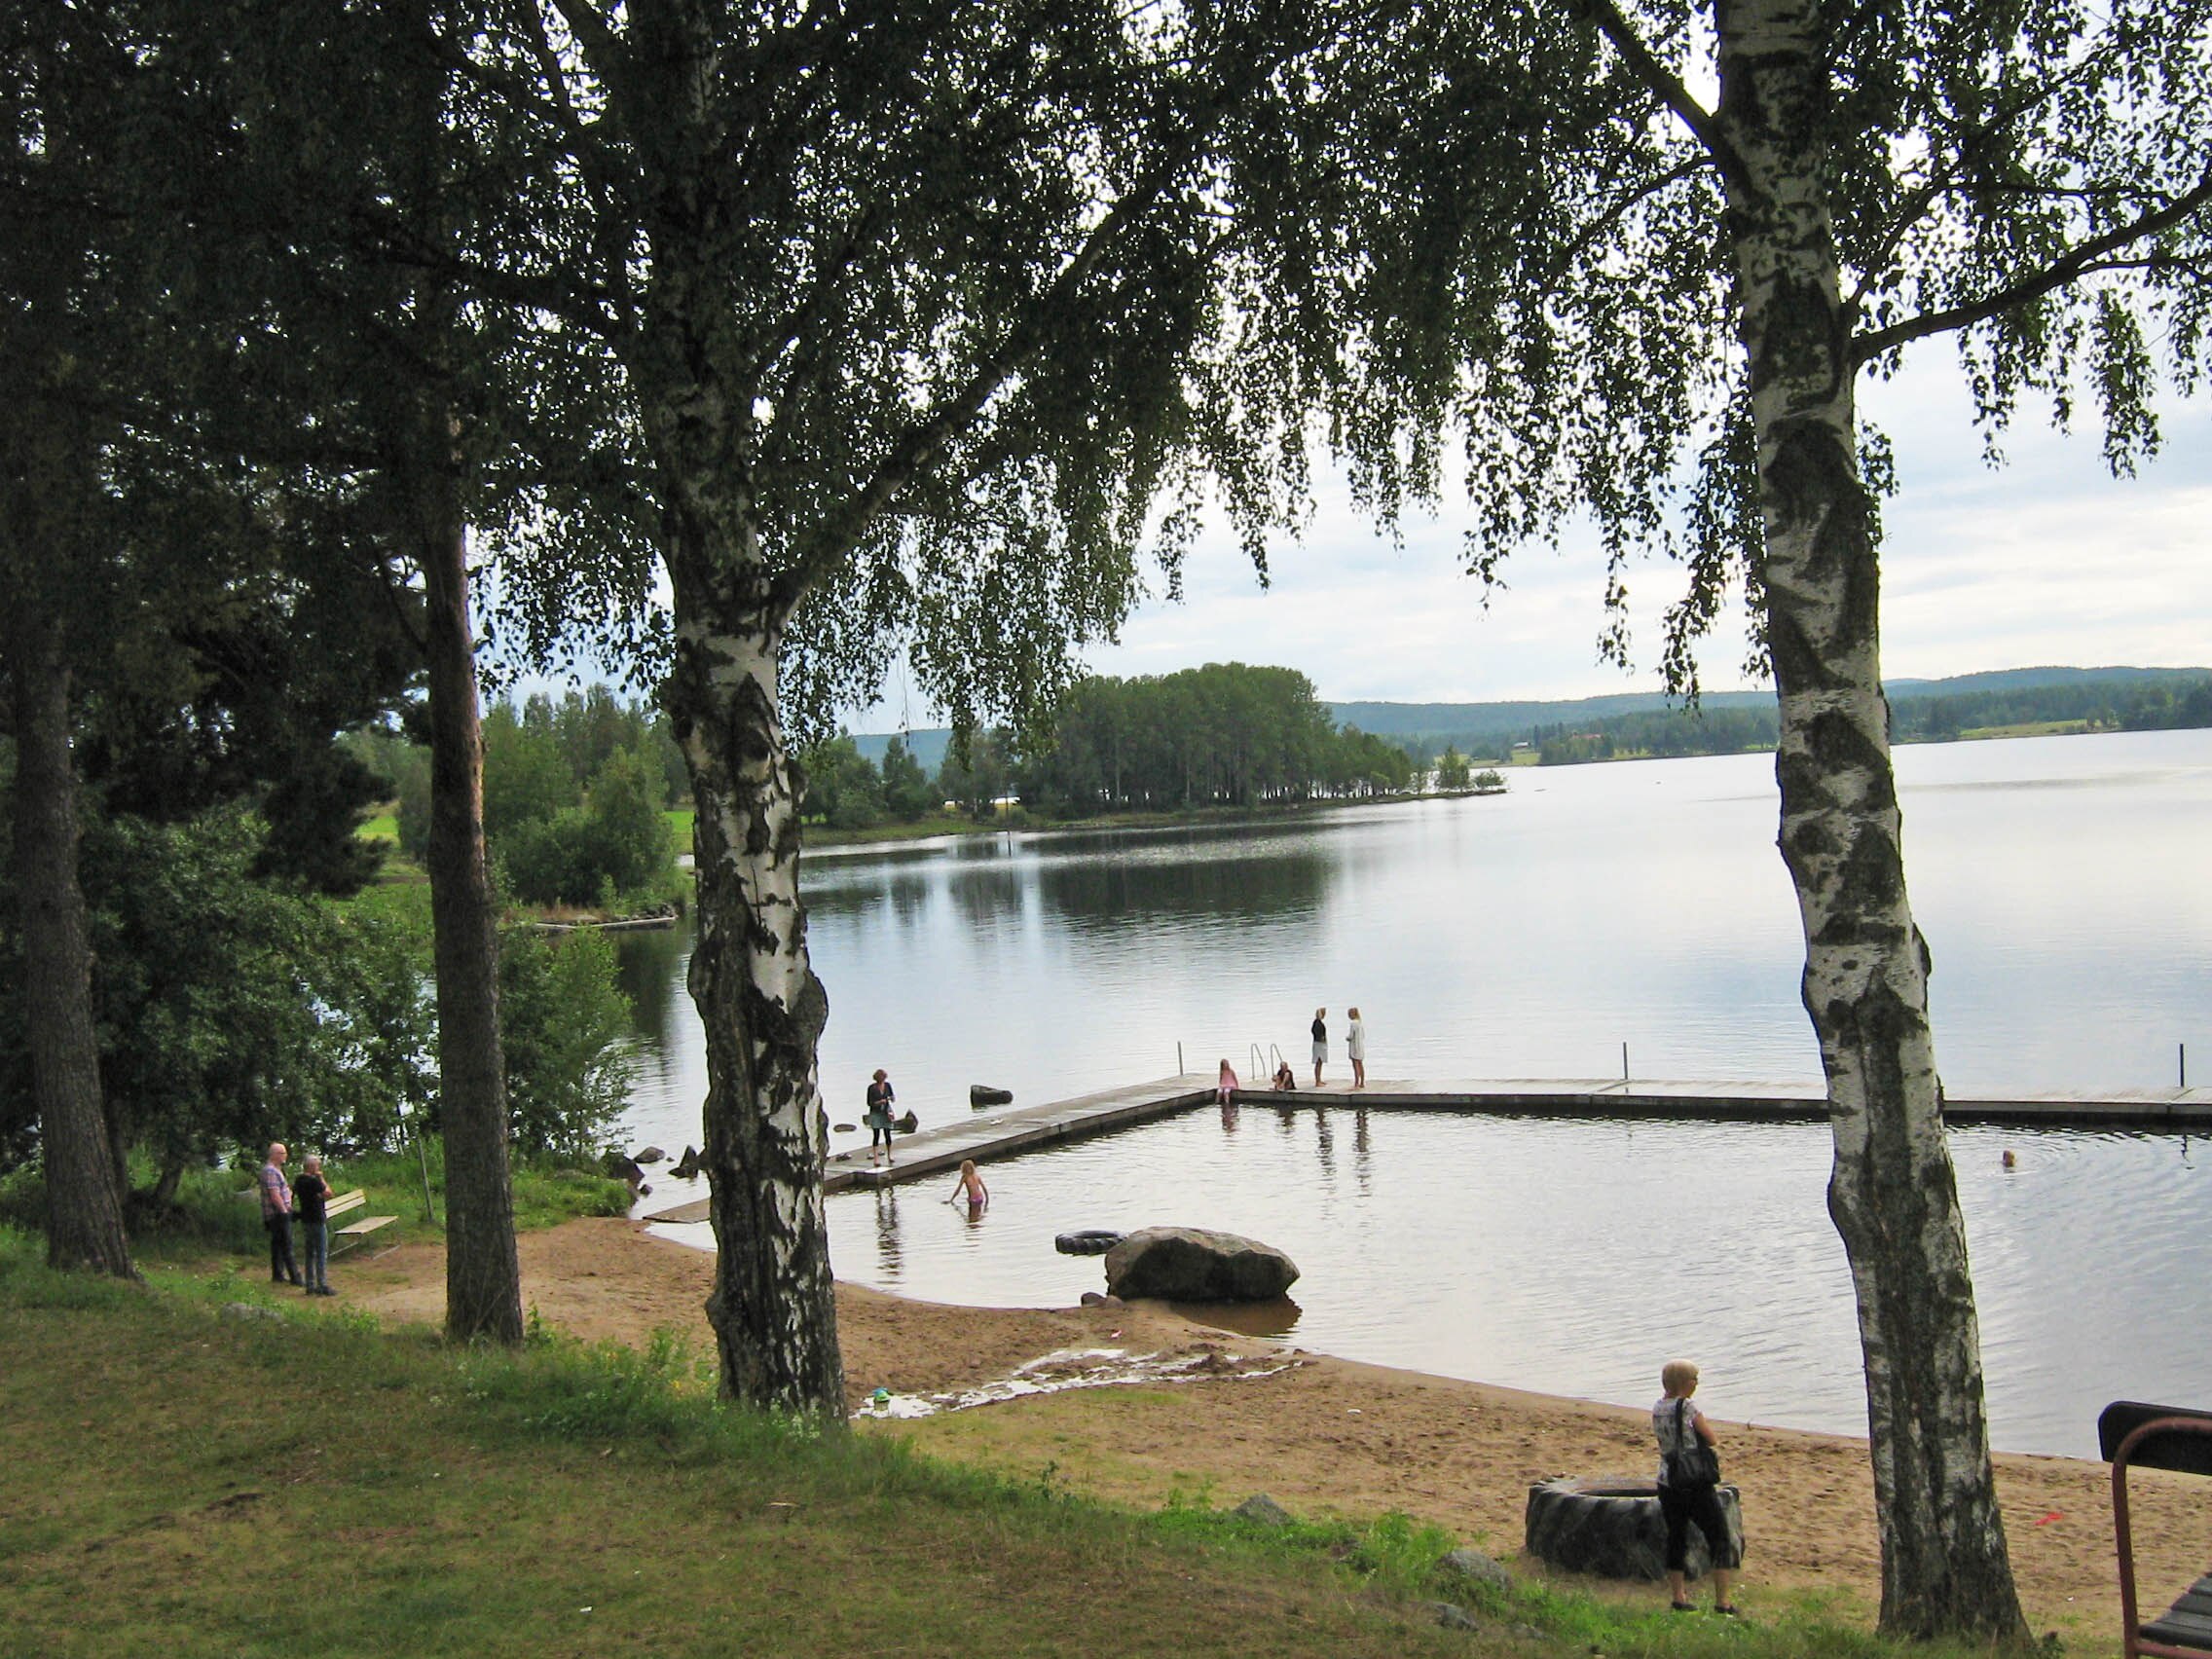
2101,1401,2212,1476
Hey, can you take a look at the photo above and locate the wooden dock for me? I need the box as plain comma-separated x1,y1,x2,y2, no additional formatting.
641,1074,2211,1225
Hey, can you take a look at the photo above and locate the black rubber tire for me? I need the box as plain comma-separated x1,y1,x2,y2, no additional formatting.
1523,1477,1741,1582
1053,1229,1124,1256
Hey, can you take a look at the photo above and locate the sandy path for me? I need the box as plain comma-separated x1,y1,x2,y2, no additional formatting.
341,1218,2212,1642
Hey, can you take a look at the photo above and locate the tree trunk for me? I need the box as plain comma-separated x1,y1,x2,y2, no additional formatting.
664,565,845,1415
4,594,135,1278
419,480,522,1345
1714,0,2026,1639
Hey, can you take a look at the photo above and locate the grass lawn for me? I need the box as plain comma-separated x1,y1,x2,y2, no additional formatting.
0,1231,2009,1659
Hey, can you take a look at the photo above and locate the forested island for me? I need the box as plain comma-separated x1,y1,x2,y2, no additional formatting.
388,663,2210,854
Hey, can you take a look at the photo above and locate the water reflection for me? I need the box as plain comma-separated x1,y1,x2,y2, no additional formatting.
618,731,2212,1456
872,1187,903,1282
820,1105,2212,1457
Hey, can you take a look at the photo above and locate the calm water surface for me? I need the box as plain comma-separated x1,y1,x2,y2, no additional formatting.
616,729,2212,1456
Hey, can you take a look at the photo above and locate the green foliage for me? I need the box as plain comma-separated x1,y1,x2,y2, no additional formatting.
63,807,420,1174
879,736,938,821
937,729,1015,821
497,928,636,1161
1435,747,1473,791
797,734,887,830
3,795,640,1182
481,705,574,840
498,745,678,906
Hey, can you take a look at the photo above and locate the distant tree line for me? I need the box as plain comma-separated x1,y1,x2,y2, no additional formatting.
795,664,1456,830
1392,671,2212,767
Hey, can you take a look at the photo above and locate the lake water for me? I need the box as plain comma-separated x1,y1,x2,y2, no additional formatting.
614,728,2212,1456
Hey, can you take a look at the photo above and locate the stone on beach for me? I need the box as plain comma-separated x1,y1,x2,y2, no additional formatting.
1104,1227,1300,1302
1233,1493,1294,1527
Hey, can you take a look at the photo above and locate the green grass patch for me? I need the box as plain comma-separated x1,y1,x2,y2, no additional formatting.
0,1230,2035,1659
357,810,401,842
0,1234,1481,1659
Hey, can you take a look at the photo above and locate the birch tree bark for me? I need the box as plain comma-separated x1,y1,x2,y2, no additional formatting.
664,576,841,1410
1714,0,2024,1637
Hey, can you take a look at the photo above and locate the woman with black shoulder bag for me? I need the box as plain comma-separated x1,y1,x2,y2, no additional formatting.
1654,1358,1741,1615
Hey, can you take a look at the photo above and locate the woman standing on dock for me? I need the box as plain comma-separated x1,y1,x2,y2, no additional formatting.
1346,1008,1366,1089
866,1069,897,1166
1310,1008,1328,1088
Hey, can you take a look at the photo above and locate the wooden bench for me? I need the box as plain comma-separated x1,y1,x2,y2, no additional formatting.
324,1189,399,1255
2102,1400,2212,1659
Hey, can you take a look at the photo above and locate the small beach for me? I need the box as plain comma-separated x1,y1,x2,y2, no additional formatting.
344,1216,2212,1643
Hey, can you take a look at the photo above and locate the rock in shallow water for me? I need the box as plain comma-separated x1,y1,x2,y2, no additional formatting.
1104,1227,1300,1302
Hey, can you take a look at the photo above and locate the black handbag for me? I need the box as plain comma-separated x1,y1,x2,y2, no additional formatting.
1667,1398,1721,1487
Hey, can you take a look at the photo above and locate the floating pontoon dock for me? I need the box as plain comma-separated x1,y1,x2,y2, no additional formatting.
640,1074,2212,1223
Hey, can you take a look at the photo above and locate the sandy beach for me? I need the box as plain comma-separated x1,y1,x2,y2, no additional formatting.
342,1217,2210,1642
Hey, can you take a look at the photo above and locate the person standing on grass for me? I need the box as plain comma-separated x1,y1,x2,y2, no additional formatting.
1310,1008,1328,1088
1346,1007,1367,1089
1654,1358,1741,1615
866,1068,897,1166
293,1155,335,1297
259,1142,302,1286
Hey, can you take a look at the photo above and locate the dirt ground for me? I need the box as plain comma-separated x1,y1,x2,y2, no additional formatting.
341,1217,2212,1643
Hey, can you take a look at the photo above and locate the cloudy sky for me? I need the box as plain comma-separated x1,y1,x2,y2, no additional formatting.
858,356,2210,727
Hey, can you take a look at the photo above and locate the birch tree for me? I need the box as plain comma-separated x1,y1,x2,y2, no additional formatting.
416,0,1603,1414
1340,0,2211,1636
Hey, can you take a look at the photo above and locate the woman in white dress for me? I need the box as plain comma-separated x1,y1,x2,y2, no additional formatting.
1346,1007,1367,1088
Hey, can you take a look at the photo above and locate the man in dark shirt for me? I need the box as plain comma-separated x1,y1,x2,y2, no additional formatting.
293,1153,334,1296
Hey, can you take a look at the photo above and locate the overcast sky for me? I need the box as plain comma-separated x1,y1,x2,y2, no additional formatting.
854,356,2211,728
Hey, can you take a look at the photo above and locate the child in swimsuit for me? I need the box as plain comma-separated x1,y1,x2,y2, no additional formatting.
946,1159,989,1211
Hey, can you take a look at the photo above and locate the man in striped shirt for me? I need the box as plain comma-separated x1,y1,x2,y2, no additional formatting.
260,1142,303,1287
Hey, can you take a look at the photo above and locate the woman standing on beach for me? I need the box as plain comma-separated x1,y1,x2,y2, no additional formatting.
1310,1008,1327,1088
1654,1358,1740,1615
1346,1008,1367,1089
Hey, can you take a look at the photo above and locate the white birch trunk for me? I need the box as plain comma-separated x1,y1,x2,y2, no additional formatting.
1714,0,2027,1637
665,584,844,1414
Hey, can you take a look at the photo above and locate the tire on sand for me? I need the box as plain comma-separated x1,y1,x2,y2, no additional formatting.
1524,1477,1743,1581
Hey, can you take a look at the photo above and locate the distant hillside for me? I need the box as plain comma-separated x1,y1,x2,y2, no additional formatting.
852,728,953,772
853,666,2210,772
1331,666,2212,755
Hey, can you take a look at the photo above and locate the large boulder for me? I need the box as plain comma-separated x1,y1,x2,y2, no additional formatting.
1103,1227,1300,1302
